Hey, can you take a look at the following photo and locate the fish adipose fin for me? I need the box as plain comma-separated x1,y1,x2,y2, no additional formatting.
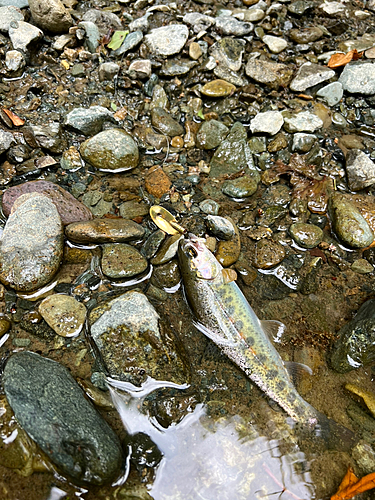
192,319,236,348
260,319,286,343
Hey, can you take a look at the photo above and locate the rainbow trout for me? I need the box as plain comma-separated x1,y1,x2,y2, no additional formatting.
178,234,355,444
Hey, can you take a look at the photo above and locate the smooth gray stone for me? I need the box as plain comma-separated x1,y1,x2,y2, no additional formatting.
183,12,214,32
114,30,143,56
316,81,343,106
0,5,23,32
282,111,323,133
77,21,100,53
245,59,293,89
145,24,188,56
215,16,253,36
346,149,375,191
339,62,375,94
0,0,28,7
64,106,115,136
9,20,43,52
3,351,123,484
250,111,284,135
290,62,335,92
196,119,229,149
0,129,15,154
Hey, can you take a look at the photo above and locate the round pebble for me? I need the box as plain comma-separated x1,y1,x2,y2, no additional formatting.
253,239,286,269
39,294,86,337
289,223,323,248
201,79,236,97
101,243,148,279
351,259,374,274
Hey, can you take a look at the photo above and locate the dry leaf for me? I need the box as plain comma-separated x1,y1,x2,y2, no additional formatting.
2,108,25,127
328,49,363,69
331,467,375,500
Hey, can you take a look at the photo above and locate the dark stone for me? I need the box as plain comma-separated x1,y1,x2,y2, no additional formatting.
3,351,123,485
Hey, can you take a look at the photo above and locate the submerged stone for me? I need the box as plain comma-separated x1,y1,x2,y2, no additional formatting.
66,219,144,244
89,291,188,385
151,107,184,136
80,128,139,172
0,193,63,292
222,173,260,198
39,294,86,337
101,243,148,279
3,351,123,484
289,223,323,248
196,119,229,149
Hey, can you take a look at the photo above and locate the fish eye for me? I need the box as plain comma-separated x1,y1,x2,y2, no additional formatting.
187,247,198,258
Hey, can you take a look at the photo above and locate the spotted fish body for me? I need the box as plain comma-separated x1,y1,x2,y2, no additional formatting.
178,235,320,427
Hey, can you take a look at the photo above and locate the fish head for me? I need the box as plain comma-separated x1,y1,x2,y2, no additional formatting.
178,234,221,281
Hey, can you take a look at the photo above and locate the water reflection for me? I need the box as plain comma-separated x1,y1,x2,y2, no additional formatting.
107,378,315,500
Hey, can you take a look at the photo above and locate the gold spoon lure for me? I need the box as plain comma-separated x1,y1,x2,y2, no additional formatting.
149,205,187,235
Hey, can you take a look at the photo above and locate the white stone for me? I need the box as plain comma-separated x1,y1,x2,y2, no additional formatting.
262,35,287,54
250,111,284,135
145,24,189,56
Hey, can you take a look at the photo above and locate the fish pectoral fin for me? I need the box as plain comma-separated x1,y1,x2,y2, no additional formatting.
284,361,313,386
260,320,286,343
192,319,236,347
221,268,237,284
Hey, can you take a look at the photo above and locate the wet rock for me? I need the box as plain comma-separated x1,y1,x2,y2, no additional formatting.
201,79,236,97
2,180,93,224
0,5,23,32
222,173,260,198
64,106,115,136
196,119,229,149
119,200,149,219
289,223,323,248
151,234,183,265
3,351,123,484
65,219,144,244
263,184,291,206
288,0,313,14
81,192,112,218
290,62,335,92
77,21,99,53
199,199,220,215
245,59,293,89
283,111,323,133
39,294,86,337
101,243,148,279
345,149,375,191
316,82,343,107
214,64,246,86
114,30,143,56
151,107,184,137
28,0,72,33
351,259,374,274
210,38,244,71
0,129,15,154
339,62,375,94
150,84,169,109
189,42,202,60
60,147,83,170
330,299,375,372
90,291,188,385
80,129,139,172
289,27,324,44
141,230,165,259
0,317,10,336
215,16,253,36
206,215,236,240
151,260,180,289
129,59,152,78
145,24,189,56
215,218,241,266
253,238,286,269
81,9,122,35
29,122,67,153
183,12,215,32
5,49,25,73
352,441,375,474
329,193,374,248
99,62,119,82
9,21,43,52
160,59,197,76
250,111,284,135
292,133,316,152
256,205,287,227
145,165,172,198
0,193,63,292
210,122,252,177
262,35,287,54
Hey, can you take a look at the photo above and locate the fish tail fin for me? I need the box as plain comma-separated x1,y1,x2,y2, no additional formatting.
297,410,357,453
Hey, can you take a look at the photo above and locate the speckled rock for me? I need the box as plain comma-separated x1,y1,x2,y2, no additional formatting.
339,62,375,94
145,24,189,56
151,108,184,137
81,9,122,35
28,0,72,33
101,243,148,279
289,223,323,248
0,6,23,32
215,16,253,36
210,122,253,177
316,82,343,107
80,129,139,172
289,27,323,43
196,119,229,149
64,106,115,136
114,30,143,56
206,215,236,240
5,49,24,73
215,218,241,266
245,59,293,89
283,111,323,133
345,149,375,191
145,165,172,198
3,351,123,484
0,193,63,292
89,291,188,385
65,219,144,244
201,79,236,97
329,193,374,248
8,21,43,52
39,294,86,337
210,38,244,71
250,111,284,135
262,35,287,53
2,180,93,224
0,129,15,154
351,259,374,274
253,239,286,269
330,299,375,372
290,62,335,92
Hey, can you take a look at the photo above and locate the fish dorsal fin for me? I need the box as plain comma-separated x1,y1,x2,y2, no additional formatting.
192,319,236,348
260,320,286,343
284,361,313,385
221,268,237,284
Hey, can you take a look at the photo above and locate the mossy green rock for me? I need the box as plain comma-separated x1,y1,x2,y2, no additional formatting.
329,193,374,248
80,128,139,172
